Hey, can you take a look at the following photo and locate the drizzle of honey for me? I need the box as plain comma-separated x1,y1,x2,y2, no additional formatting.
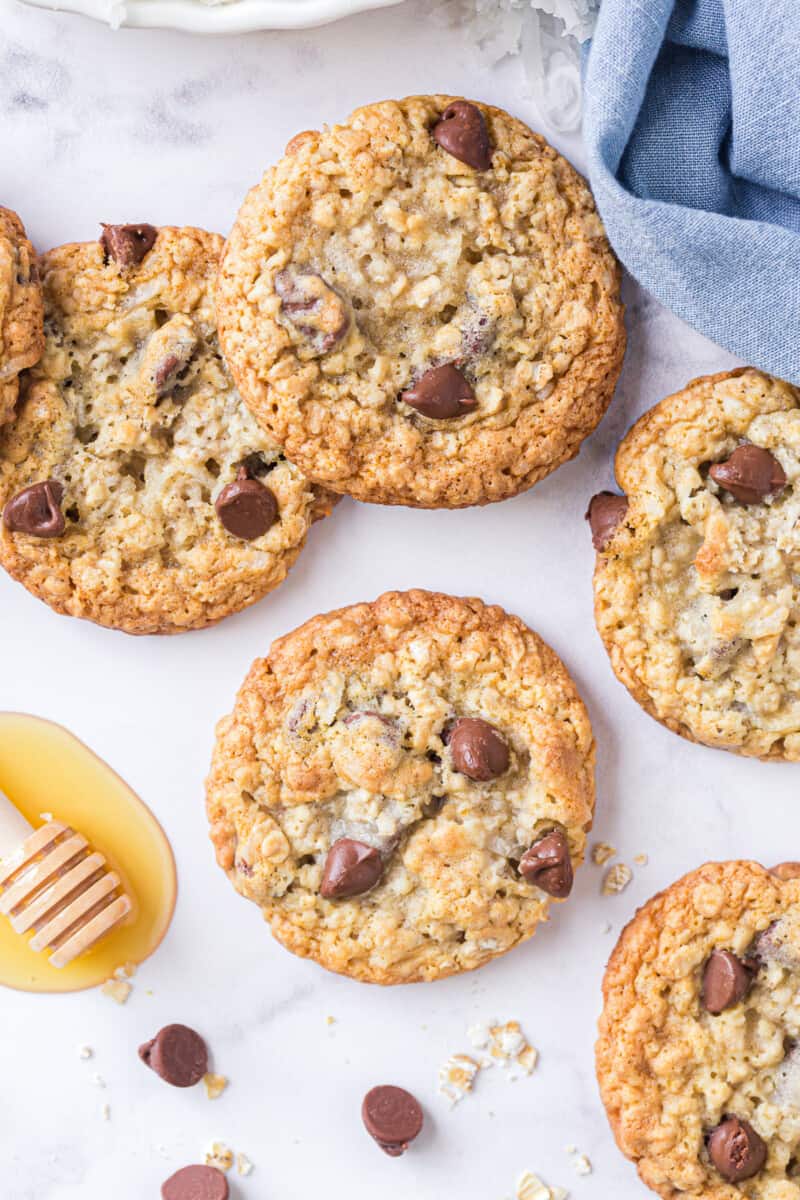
0,713,176,993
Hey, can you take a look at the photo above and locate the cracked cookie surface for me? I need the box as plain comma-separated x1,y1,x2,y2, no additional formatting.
597,861,800,1200
0,226,335,634
592,369,800,759
206,590,595,984
217,94,625,509
0,207,44,426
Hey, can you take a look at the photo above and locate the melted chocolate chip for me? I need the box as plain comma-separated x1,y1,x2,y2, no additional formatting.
362,1085,424,1156
707,1116,767,1182
519,830,573,898
585,491,628,551
320,838,383,899
709,445,786,504
701,949,756,1014
433,102,493,171
139,1024,208,1088
215,466,278,541
401,363,477,420
448,717,509,781
100,223,158,268
3,480,65,538
161,1165,229,1200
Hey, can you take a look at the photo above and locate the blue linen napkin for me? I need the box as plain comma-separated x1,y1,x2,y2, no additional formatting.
582,0,800,385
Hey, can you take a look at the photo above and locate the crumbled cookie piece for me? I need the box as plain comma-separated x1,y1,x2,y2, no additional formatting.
469,1019,538,1074
204,1142,234,1172
515,1169,569,1200
0,207,43,427
203,1073,228,1100
592,842,617,865
602,863,632,896
438,1053,480,1106
78,1045,93,1060
565,1146,592,1176
236,1153,254,1177
101,978,132,1005
633,853,648,866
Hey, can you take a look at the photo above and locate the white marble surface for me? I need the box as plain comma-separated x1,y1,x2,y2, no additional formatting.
0,5,788,1199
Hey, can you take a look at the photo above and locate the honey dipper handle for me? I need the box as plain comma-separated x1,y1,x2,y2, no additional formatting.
0,790,34,861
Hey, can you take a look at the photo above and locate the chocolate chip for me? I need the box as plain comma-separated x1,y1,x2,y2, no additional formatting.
362,1085,423,1157
3,480,65,538
320,838,383,899
139,1024,208,1088
161,1165,229,1200
433,101,492,171
709,445,786,504
275,266,350,355
100,223,158,268
518,830,574,898
585,491,628,551
401,364,477,420
701,949,756,1014
215,466,278,541
448,717,509,781
707,1116,767,1183
771,863,800,880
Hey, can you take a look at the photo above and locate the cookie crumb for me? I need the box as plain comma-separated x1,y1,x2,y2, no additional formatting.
592,841,617,865
325,1015,336,1026
101,978,131,1005
78,1045,93,1060
634,853,649,866
483,1020,538,1074
101,1103,110,1122
205,1142,234,1172
566,1146,592,1175
601,921,612,934
602,862,632,895
515,1169,568,1200
236,1152,254,1177
114,962,137,980
438,1053,480,1106
203,1072,228,1100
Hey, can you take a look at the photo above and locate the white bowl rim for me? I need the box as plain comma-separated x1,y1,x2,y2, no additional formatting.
19,0,403,32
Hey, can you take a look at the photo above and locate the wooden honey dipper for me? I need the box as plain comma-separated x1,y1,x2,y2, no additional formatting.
0,790,131,968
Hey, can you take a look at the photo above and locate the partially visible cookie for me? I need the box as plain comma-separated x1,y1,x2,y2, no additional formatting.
217,95,625,509
597,860,800,1200
589,368,800,759
0,225,335,634
206,590,595,984
0,207,43,425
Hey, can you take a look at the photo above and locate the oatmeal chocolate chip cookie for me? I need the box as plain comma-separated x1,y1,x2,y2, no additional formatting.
590,368,800,760
217,95,625,509
206,590,595,984
597,861,800,1200
0,207,44,426
0,225,335,635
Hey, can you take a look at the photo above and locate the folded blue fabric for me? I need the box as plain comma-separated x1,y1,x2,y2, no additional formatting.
582,0,800,385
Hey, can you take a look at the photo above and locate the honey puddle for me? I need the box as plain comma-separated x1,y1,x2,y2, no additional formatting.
0,713,176,993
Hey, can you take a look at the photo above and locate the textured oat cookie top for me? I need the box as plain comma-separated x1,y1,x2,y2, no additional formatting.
592,369,800,759
597,861,800,1200
217,95,625,508
206,590,595,984
0,226,334,635
0,207,44,426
